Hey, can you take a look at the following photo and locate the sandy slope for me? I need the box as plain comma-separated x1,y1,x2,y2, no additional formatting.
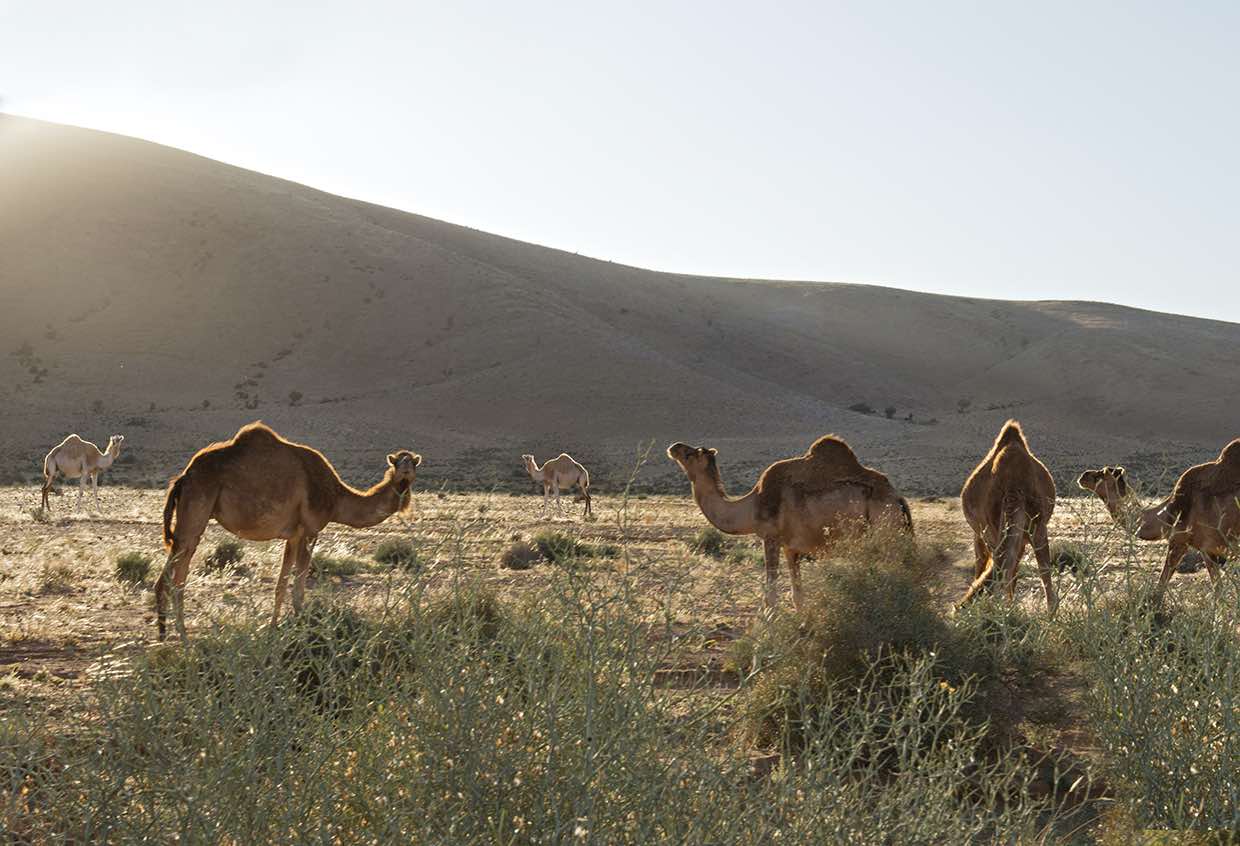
2,114,1236,494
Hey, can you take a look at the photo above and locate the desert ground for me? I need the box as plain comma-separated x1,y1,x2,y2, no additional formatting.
0,483,1177,718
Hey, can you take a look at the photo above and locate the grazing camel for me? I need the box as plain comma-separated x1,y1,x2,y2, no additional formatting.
959,421,1058,615
521,453,592,517
1077,466,1219,573
157,422,421,641
667,435,912,612
41,433,125,511
1146,439,1240,598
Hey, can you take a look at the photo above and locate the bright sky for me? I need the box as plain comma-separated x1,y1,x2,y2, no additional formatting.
2,1,1237,321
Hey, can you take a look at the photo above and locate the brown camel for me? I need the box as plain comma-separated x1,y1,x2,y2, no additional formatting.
959,420,1057,614
156,422,421,641
667,435,912,612
1147,439,1240,597
1076,466,1219,573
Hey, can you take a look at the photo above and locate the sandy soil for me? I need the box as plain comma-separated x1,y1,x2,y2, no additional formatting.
0,486,1182,725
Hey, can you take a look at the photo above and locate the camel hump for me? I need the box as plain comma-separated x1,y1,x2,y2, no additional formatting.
1217,438,1240,469
805,435,866,475
234,420,279,443
993,420,1028,451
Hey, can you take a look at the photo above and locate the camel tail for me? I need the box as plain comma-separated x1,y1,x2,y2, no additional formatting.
162,474,185,549
960,498,1027,606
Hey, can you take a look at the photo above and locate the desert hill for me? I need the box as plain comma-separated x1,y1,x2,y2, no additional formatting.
2,114,1236,495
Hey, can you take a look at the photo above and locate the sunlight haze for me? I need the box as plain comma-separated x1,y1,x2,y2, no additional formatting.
2,0,1237,321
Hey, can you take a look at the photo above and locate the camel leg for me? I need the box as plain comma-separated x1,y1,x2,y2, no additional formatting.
91,472,100,510
785,548,804,611
972,536,990,580
291,533,317,615
762,537,781,613
1203,550,1223,593
1031,522,1058,616
1003,535,1030,602
580,484,591,518
271,535,301,626
41,465,56,511
155,533,201,642
542,482,549,511
554,482,563,512
1155,536,1191,600
77,472,87,509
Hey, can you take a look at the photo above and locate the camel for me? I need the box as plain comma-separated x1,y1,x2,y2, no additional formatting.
666,435,912,612
959,421,1058,615
40,433,125,511
156,422,421,641
521,453,592,517
1143,439,1240,598
1076,465,1220,573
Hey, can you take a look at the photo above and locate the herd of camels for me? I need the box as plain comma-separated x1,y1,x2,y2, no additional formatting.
38,420,1240,642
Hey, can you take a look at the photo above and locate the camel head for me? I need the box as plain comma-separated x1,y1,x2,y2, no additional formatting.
520,454,539,479
107,434,125,456
666,442,717,479
386,450,421,503
1077,466,1127,502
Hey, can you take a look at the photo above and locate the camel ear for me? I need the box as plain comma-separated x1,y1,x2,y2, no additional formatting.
1114,466,1125,478
387,453,399,467
705,448,717,456
413,454,423,467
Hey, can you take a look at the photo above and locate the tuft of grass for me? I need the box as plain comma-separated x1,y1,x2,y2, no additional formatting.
499,539,541,570
725,542,764,567
113,551,152,586
37,562,77,595
530,530,617,565
311,551,369,578
690,527,729,558
372,537,420,572
203,539,245,574
1051,541,1094,575
28,507,51,524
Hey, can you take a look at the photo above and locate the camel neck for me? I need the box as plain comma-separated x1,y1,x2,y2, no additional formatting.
689,466,757,535
332,475,404,528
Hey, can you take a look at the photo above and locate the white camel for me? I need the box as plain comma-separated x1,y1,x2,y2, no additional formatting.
41,434,125,511
522,453,592,517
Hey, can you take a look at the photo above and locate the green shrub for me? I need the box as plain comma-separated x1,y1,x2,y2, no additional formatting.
734,546,991,752
1071,581,1240,831
691,527,730,558
1051,541,1094,575
499,539,541,570
203,538,245,574
726,542,764,567
372,537,420,571
311,551,369,577
113,551,152,586
530,530,616,564
0,576,1076,843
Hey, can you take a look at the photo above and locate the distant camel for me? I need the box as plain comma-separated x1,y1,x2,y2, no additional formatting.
667,435,912,612
1146,440,1240,598
959,421,1058,615
522,453,592,517
157,422,420,641
41,433,125,511
1077,465,1219,573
